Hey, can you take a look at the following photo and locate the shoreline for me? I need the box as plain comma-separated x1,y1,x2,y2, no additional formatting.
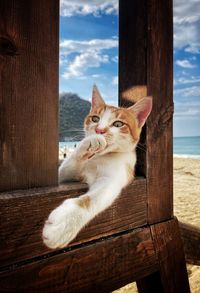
173,154,200,159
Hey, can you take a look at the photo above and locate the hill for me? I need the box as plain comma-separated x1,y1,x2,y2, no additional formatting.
59,93,91,141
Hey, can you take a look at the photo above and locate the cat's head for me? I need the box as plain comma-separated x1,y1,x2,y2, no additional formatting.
84,85,152,152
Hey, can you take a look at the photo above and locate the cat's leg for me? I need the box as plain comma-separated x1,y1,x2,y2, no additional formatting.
43,177,126,249
59,134,107,183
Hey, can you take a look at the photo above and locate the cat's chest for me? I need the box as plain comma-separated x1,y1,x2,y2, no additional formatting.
82,157,114,185
83,158,106,185
82,152,136,186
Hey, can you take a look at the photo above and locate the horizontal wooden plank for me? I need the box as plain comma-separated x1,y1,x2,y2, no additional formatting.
0,178,147,268
179,221,200,266
0,227,157,292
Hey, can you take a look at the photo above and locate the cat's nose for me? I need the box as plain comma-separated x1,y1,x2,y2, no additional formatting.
95,128,106,134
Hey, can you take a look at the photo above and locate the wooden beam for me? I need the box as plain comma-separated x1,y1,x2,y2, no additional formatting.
146,0,173,223
179,221,200,266
0,228,157,293
0,178,147,268
137,218,190,293
119,0,173,223
0,0,59,191
150,218,190,292
119,0,147,177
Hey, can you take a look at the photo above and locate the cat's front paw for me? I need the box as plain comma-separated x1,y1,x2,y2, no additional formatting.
42,199,86,249
77,134,107,159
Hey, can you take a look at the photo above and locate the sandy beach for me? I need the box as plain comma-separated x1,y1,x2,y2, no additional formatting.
113,157,200,293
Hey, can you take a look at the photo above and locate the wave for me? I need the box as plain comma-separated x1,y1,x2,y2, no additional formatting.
173,154,200,159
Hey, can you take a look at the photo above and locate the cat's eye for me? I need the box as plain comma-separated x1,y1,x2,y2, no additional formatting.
91,116,100,123
113,121,124,127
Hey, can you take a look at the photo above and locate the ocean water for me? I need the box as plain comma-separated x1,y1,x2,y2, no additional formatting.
59,136,200,158
59,141,79,150
173,136,200,158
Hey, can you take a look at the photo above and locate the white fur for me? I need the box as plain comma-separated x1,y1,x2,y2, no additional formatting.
43,134,136,249
42,87,152,249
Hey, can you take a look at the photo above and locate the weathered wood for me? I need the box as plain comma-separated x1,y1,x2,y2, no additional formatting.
150,218,190,293
0,0,59,191
146,0,173,223
137,218,190,293
179,221,200,266
0,178,147,268
0,228,158,293
119,0,146,99
119,0,173,223
119,0,147,177
0,1,189,292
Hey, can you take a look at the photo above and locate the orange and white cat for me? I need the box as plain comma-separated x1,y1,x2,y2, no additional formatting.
43,85,152,249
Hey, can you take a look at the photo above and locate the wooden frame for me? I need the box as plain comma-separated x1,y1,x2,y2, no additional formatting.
0,0,190,292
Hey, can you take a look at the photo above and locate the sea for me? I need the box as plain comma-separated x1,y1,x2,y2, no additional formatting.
59,136,200,158
173,136,200,158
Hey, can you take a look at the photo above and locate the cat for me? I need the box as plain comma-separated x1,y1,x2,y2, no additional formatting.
43,85,152,249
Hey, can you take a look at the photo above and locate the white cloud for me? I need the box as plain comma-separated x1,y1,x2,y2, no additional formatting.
174,100,200,121
174,86,200,97
175,76,200,85
92,74,102,78
112,76,118,85
112,56,118,63
60,38,118,79
60,0,118,17
63,51,109,79
60,1,200,54
60,38,118,56
175,59,196,68
173,0,200,53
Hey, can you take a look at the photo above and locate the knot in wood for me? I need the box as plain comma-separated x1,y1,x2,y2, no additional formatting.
0,37,18,56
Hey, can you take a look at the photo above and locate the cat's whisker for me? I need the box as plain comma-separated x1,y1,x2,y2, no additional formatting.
136,144,146,152
44,86,152,249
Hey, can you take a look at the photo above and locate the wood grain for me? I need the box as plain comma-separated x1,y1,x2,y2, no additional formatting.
119,0,173,223
150,218,190,293
179,221,200,266
0,0,59,191
137,218,190,293
119,0,147,101
0,178,147,268
0,228,158,293
119,0,147,177
0,1,187,292
146,0,173,223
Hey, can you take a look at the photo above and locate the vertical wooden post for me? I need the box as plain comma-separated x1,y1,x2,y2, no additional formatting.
146,0,173,223
119,2,190,292
119,0,147,176
137,219,190,293
0,0,59,191
119,0,173,223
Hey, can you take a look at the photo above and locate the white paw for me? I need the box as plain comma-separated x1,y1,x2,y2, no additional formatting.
77,134,107,159
42,199,86,249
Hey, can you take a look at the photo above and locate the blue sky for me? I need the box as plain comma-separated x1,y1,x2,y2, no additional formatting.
59,0,200,137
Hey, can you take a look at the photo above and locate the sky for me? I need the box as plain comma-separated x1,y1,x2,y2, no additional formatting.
59,0,200,137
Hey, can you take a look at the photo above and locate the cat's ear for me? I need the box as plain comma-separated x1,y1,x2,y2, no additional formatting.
128,97,152,128
91,85,105,110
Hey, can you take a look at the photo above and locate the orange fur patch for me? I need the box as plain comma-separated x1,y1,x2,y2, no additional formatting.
84,106,106,127
127,164,134,183
77,196,91,209
84,104,141,143
115,108,141,142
